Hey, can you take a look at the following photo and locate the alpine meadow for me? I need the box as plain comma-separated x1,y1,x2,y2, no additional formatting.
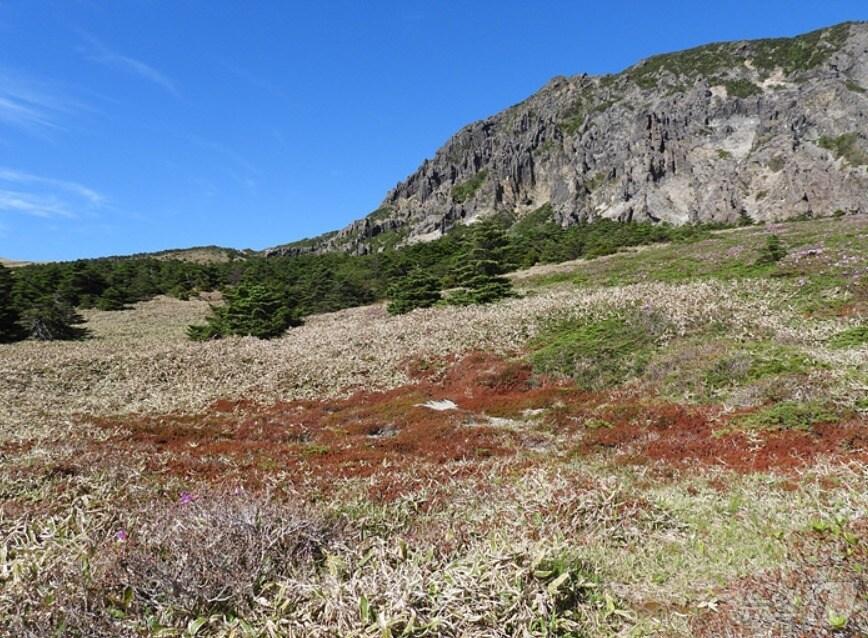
1,9,867,638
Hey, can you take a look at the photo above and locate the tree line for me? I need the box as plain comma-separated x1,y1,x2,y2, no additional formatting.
0,207,724,343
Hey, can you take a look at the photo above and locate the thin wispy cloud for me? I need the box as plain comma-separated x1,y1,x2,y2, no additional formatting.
0,189,76,218
79,33,179,97
0,68,75,132
0,168,105,205
0,168,106,219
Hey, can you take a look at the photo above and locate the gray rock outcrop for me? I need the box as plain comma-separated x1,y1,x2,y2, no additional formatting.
268,22,868,256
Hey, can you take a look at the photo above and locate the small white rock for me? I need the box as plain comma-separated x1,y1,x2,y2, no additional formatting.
417,399,458,411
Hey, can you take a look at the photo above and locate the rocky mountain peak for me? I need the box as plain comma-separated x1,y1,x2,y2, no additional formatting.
268,22,868,256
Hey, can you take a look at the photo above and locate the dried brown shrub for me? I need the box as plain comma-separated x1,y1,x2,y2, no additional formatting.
693,518,868,637
102,492,330,615
4,491,333,636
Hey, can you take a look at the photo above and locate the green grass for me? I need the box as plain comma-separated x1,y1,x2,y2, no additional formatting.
767,156,785,172
529,314,661,389
790,272,853,316
703,342,816,390
627,23,851,89
366,206,395,221
828,324,868,349
367,226,409,252
647,333,830,406
818,132,868,166
558,94,620,135
519,218,868,343
559,98,588,134
724,78,762,98
737,401,839,431
628,43,740,88
451,170,488,203
845,80,866,94
752,23,851,76
536,246,778,289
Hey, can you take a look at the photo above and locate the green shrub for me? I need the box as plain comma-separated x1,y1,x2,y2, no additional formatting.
95,286,130,311
755,234,787,264
845,80,866,94
8,212,733,329
451,171,488,203
767,157,785,172
386,269,442,315
530,313,662,389
188,284,299,341
738,401,838,431
818,133,868,166
724,79,762,98
752,23,850,76
559,98,588,134
702,342,815,391
828,324,868,349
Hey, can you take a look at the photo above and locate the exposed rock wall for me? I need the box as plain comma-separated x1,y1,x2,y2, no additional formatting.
269,22,868,256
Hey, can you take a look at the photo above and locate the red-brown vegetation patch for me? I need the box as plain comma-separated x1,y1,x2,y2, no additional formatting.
72,354,866,493
84,354,559,490
0,439,36,455
578,402,868,473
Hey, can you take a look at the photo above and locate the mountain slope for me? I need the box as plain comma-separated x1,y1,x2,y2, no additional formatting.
0,258,32,268
269,22,868,256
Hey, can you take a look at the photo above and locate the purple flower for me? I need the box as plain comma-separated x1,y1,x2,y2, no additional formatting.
179,491,196,505
115,529,128,542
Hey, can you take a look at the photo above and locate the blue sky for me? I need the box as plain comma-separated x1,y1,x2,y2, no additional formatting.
1,1,865,261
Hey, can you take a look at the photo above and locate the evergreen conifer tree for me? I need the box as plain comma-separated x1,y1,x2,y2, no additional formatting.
188,283,299,341
756,234,787,264
447,220,515,305
21,294,89,341
0,265,23,343
95,286,130,311
386,269,441,315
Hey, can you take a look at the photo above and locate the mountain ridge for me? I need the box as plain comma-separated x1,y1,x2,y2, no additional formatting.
267,21,868,256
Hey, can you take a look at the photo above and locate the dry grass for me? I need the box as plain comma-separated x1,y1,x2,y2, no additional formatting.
3,458,866,636
4,276,861,442
1,217,866,636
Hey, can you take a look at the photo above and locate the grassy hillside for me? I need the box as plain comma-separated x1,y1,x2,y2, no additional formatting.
143,245,252,264
1,215,865,636
0,257,32,268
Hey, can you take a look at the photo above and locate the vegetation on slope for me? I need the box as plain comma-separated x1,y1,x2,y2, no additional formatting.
451,170,488,203
187,283,301,340
1,215,866,636
386,269,441,315
3,210,725,340
818,132,868,166
627,22,853,88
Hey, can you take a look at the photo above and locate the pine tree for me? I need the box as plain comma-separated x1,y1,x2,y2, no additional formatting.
57,262,106,308
188,283,299,341
0,265,23,343
20,294,89,341
446,220,515,305
386,269,442,315
95,286,130,311
756,234,787,264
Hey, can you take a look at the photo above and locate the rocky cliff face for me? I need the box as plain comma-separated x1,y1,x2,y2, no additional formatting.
269,22,868,256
